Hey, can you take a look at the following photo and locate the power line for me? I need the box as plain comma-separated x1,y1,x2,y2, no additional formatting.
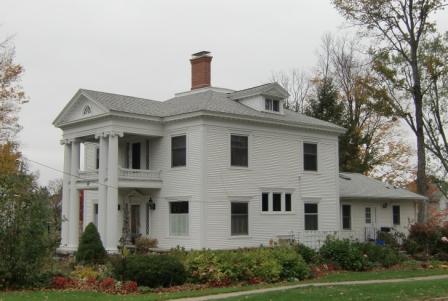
26,158,118,190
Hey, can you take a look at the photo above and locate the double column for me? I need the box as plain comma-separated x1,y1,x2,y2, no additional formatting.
59,138,80,252
96,131,122,253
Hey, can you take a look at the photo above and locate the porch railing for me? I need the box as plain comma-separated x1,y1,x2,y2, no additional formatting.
119,167,161,181
78,169,99,181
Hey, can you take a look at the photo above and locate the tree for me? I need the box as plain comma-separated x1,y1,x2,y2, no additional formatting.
0,37,27,143
271,69,310,113
47,179,62,246
306,76,344,124
333,0,448,220
420,33,448,179
76,223,107,265
0,172,52,288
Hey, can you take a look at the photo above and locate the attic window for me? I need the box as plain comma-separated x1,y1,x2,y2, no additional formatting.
265,98,280,112
82,105,92,115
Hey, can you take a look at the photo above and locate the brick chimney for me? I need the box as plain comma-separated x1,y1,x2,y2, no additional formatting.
190,51,212,90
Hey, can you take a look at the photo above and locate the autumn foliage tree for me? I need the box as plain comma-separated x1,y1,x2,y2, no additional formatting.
333,0,448,220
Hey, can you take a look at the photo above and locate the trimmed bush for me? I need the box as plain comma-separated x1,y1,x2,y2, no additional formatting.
296,243,319,264
360,243,402,268
271,247,310,280
184,247,309,285
320,239,371,271
115,254,186,288
76,223,107,265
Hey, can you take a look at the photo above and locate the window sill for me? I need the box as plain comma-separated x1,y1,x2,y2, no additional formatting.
261,212,295,215
228,166,251,171
170,166,187,170
228,235,251,240
303,170,319,175
167,235,191,239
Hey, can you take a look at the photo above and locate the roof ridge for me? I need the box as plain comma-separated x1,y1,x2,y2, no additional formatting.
230,82,273,93
80,88,160,103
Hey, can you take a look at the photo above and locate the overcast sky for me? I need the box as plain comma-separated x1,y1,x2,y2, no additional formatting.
1,1,447,185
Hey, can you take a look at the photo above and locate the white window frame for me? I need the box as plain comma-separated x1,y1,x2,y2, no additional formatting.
170,133,188,169
264,97,281,113
228,131,251,169
304,202,319,231
230,201,250,237
303,141,319,172
341,204,352,230
169,201,190,237
259,189,295,215
365,207,372,224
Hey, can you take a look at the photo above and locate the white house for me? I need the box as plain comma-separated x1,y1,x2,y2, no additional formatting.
54,51,425,253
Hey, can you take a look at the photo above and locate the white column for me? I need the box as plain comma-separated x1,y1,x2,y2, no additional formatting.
68,140,80,250
59,141,71,249
106,133,119,252
97,134,108,246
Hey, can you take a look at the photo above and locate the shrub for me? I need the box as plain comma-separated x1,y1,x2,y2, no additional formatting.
320,239,371,271
135,237,158,254
360,243,402,268
271,247,310,280
296,243,319,264
115,254,186,288
184,247,308,285
70,265,100,280
376,231,404,250
76,223,107,265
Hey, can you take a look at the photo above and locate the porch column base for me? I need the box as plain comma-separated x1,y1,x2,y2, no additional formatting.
106,247,119,254
56,245,78,255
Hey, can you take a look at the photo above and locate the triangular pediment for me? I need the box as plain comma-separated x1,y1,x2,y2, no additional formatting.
53,90,109,127
261,84,290,99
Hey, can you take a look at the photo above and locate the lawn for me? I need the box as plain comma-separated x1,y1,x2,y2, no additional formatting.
1,266,447,301
219,278,448,301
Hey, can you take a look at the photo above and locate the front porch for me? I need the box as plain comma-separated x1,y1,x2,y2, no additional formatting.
58,128,164,254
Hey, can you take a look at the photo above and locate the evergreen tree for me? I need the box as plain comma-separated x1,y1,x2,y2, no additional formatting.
305,77,344,125
76,223,107,265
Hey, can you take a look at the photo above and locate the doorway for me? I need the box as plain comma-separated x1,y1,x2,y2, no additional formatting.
130,204,141,238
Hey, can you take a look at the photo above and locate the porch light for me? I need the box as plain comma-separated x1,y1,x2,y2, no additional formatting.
148,196,156,210
382,202,388,208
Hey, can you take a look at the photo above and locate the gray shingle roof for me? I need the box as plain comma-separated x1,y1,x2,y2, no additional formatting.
78,87,344,133
339,172,427,201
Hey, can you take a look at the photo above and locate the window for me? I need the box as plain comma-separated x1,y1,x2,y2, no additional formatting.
304,203,318,230
93,203,98,227
392,205,400,225
365,207,372,224
342,205,351,230
169,201,189,236
273,193,281,211
82,105,91,115
231,202,248,236
96,147,100,169
171,135,186,167
132,143,141,169
262,193,269,212
231,135,248,167
261,192,293,213
265,98,280,112
285,193,292,212
303,143,318,171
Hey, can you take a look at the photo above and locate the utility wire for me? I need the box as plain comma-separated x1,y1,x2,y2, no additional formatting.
26,158,118,190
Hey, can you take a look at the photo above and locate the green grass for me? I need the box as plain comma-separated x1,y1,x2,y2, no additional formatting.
219,278,448,301
1,266,447,301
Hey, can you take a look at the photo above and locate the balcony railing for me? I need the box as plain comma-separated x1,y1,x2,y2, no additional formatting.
76,168,162,188
119,167,161,181
78,169,99,181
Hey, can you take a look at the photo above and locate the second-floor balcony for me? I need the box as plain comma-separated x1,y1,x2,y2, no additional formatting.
76,167,162,190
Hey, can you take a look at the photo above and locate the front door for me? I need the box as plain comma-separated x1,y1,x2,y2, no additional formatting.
365,207,377,240
130,204,141,237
